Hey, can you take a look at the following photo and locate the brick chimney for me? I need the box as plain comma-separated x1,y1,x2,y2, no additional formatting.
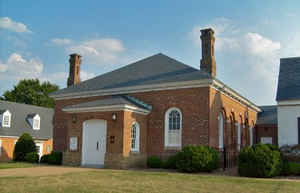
67,53,81,87
200,28,216,77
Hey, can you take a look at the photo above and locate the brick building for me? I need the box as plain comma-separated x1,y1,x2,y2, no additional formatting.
0,101,53,161
50,28,260,168
254,106,278,145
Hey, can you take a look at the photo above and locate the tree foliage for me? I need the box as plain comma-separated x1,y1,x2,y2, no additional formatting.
2,79,59,108
14,133,37,162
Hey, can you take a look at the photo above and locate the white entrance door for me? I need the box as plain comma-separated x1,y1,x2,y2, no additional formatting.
35,143,43,159
82,119,107,167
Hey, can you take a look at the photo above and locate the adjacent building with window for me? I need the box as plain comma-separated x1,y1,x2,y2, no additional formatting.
50,28,260,168
0,101,53,161
276,57,300,146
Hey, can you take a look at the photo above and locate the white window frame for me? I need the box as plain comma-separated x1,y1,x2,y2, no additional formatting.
2,110,11,128
32,114,40,130
164,107,182,148
218,113,224,149
249,127,253,146
0,140,2,156
131,122,140,152
237,122,241,151
35,142,43,159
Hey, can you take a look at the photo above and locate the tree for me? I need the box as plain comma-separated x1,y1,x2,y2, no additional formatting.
2,79,59,108
14,133,37,162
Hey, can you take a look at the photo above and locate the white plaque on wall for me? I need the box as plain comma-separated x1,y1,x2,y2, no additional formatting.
261,137,272,144
70,136,78,151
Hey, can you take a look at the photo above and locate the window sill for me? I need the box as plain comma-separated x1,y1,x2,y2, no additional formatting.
164,146,181,151
130,151,140,155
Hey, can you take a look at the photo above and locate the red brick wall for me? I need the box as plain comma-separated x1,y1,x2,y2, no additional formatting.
130,87,210,156
254,124,278,145
54,86,258,166
0,137,53,162
209,87,257,150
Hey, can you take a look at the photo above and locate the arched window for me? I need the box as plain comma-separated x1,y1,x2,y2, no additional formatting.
218,113,224,149
237,122,241,151
249,127,253,146
131,122,140,152
165,107,182,147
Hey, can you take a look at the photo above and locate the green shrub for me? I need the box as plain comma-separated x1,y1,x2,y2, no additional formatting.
281,161,300,176
147,156,162,168
40,154,50,164
238,143,282,178
162,154,178,169
48,151,63,165
24,152,39,163
13,133,37,161
176,145,219,173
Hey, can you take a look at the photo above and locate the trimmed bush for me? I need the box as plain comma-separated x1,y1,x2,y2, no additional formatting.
24,152,39,163
162,154,178,169
13,133,37,161
281,161,300,176
40,154,50,164
147,156,162,168
238,143,282,178
48,151,63,165
176,145,219,173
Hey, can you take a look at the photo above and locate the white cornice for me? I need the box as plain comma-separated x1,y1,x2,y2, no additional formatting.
54,78,260,113
51,79,212,100
0,135,51,140
212,79,261,112
277,100,300,106
63,104,150,115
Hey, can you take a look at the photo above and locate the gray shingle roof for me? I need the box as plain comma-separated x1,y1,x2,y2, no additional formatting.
256,105,277,125
276,57,300,101
51,53,211,96
0,101,53,139
63,95,152,111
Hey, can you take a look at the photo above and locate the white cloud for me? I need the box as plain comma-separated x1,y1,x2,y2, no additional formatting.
190,18,281,105
80,70,95,81
3,53,43,79
0,60,7,72
0,17,32,33
190,17,239,50
280,33,300,58
51,38,72,46
67,38,125,65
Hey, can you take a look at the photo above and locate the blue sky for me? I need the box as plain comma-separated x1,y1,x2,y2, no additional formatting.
1,0,300,105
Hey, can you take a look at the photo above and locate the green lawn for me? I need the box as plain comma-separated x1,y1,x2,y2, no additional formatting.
0,169,299,193
0,162,37,169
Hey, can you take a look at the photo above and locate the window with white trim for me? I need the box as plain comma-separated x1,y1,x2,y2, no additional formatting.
237,123,241,151
0,140,2,156
165,107,182,147
1,110,11,128
249,127,253,146
131,122,140,152
32,115,40,130
218,113,224,149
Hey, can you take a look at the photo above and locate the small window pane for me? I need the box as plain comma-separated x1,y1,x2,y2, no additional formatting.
3,115,10,126
33,119,39,129
131,124,137,149
169,110,180,130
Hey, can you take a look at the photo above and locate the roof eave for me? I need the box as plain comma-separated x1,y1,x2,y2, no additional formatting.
63,104,151,115
50,79,213,100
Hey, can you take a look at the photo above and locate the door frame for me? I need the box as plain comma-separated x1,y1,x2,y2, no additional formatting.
81,119,107,167
35,142,43,159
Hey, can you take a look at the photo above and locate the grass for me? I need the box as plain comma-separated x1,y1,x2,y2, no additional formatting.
0,162,37,169
0,169,300,193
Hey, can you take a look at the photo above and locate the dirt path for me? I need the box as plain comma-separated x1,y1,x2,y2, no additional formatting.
0,166,97,177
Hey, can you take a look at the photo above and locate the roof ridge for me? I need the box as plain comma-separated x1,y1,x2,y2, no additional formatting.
0,100,53,110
